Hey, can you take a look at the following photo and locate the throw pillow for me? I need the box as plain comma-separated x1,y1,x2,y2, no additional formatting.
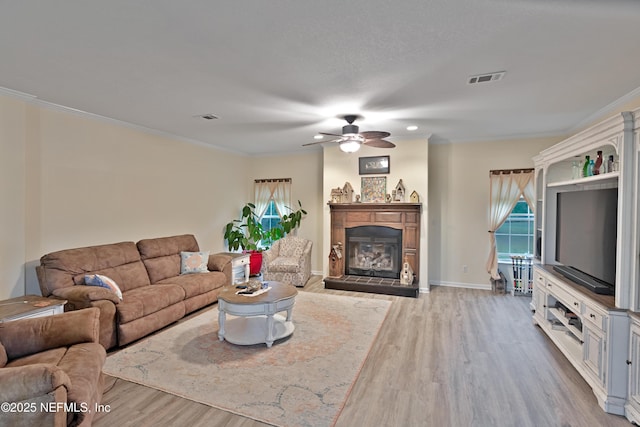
84,274,123,300
181,251,210,274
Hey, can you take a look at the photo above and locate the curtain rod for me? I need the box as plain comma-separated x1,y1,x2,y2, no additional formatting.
254,178,291,183
489,168,534,176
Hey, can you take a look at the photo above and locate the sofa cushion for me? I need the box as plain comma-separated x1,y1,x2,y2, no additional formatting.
180,251,210,274
39,241,150,295
117,284,186,324
266,256,301,273
5,348,67,368
156,271,226,299
137,234,200,283
85,274,123,300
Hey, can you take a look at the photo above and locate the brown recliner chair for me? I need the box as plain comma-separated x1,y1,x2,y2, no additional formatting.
0,308,106,427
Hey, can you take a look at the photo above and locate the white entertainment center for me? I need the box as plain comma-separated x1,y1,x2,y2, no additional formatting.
532,108,640,421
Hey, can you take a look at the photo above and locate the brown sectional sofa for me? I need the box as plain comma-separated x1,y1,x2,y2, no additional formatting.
36,234,232,350
0,308,105,427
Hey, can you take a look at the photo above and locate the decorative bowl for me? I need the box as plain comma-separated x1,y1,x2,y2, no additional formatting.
247,279,262,291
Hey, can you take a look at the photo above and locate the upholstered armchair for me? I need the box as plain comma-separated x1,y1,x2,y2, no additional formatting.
0,308,106,427
262,235,312,287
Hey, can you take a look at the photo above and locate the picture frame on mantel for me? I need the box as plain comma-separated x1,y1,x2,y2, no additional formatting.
359,155,390,175
361,176,387,203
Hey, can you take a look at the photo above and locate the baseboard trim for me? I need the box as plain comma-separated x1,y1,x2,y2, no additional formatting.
430,281,492,291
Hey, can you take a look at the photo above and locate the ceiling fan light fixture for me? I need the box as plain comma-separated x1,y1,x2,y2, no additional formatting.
339,139,361,153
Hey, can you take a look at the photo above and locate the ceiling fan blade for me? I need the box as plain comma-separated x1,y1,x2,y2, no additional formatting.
361,130,391,139
364,139,396,148
319,132,343,137
302,137,342,147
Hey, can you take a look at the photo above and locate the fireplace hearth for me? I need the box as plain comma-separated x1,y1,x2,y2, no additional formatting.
325,203,421,297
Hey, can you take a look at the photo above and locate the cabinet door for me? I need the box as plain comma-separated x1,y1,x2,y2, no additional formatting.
583,324,605,385
533,288,547,325
628,324,640,408
532,271,544,307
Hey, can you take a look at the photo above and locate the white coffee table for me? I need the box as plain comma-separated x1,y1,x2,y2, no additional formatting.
217,281,297,348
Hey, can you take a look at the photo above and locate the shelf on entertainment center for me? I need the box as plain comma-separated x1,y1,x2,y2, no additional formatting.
543,320,583,363
548,307,583,341
547,171,619,188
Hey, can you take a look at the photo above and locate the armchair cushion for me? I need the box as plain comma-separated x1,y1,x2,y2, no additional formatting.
6,348,67,368
262,236,312,287
0,308,106,427
266,257,304,273
0,308,100,360
0,364,71,403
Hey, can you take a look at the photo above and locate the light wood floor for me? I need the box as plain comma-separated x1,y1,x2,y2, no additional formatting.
94,277,631,427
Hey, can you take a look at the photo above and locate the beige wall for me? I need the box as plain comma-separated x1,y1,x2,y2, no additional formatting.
1,94,252,298
3,89,640,299
428,136,562,288
0,95,27,298
322,139,430,291
246,152,324,272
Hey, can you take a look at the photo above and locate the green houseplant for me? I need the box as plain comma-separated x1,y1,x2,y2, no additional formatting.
224,200,308,275
224,203,266,275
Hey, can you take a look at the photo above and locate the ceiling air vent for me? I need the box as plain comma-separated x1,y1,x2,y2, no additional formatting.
197,114,219,120
468,71,506,85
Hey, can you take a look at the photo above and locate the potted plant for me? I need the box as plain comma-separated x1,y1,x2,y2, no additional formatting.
224,203,266,275
262,200,308,244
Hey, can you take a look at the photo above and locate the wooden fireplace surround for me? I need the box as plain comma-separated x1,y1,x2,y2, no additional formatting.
328,202,422,281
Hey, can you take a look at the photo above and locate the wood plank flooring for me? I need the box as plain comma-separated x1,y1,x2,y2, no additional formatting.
93,277,631,427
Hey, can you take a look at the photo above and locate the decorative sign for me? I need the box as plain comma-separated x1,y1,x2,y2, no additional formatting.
361,177,387,203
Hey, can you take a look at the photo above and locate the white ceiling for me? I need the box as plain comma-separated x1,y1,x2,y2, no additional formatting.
2,1,640,156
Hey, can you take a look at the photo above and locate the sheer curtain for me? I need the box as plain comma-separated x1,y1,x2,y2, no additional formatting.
254,179,291,218
486,170,534,279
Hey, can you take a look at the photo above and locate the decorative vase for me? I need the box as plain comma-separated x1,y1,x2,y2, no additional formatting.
594,151,603,175
582,155,590,177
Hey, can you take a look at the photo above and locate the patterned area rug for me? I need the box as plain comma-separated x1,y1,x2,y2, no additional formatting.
103,292,391,427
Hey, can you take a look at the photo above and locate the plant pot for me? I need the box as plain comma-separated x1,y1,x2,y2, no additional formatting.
248,250,263,276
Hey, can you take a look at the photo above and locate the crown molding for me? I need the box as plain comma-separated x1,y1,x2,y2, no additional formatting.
569,85,640,134
0,86,247,156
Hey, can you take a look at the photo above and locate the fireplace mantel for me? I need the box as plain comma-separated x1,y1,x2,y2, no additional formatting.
326,202,421,296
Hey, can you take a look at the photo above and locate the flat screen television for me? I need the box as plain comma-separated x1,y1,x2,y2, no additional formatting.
554,188,617,295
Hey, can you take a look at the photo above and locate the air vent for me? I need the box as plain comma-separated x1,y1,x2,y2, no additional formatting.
468,71,506,85
197,114,219,120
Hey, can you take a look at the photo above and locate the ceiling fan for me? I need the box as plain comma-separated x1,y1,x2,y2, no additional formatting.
302,114,395,152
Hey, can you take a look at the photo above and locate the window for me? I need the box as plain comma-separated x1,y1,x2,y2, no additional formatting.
260,200,281,246
495,197,534,261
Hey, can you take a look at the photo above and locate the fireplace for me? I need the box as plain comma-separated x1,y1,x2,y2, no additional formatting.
325,202,421,297
345,226,402,279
